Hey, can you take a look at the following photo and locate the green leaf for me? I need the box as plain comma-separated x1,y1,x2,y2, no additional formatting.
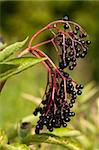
0,43,7,51
0,63,18,92
21,133,82,150
18,116,81,150
48,128,81,137
0,37,28,62
21,114,39,125
18,116,82,150
0,143,30,150
0,63,18,74
0,57,46,82
0,80,6,92
12,143,30,150
76,135,91,149
0,130,8,145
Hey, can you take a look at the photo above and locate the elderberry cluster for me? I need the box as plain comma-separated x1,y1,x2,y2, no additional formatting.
56,17,91,70
32,16,91,134
33,70,83,134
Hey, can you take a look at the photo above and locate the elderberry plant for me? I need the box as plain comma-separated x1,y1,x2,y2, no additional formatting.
19,16,91,134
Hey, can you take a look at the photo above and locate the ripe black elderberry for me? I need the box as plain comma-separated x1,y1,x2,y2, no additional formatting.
69,112,75,116
73,30,77,35
86,40,91,45
80,53,86,58
63,16,69,21
64,24,69,29
77,90,82,95
71,99,75,103
33,70,83,134
75,25,79,31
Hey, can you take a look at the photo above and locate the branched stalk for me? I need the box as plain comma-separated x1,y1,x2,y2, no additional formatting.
17,17,91,134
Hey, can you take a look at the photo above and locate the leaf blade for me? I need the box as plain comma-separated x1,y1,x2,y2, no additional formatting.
0,57,47,82
0,37,28,62
0,130,8,145
22,133,82,150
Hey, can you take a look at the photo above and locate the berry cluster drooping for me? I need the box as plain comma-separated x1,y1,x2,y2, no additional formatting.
33,69,84,134
27,16,91,134
55,17,91,70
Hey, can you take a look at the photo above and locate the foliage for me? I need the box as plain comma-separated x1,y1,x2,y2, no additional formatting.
0,39,46,92
0,37,28,62
0,57,46,82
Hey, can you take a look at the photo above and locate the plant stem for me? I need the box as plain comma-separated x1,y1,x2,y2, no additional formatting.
28,20,86,48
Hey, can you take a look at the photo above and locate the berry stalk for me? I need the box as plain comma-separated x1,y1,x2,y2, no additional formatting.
19,16,91,134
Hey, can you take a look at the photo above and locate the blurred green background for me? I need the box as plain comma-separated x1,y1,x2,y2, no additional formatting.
0,1,99,149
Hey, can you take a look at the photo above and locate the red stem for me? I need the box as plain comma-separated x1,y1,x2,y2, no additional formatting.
33,47,77,84
30,50,51,72
32,47,57,69
28,20,86,48
32,38,53,49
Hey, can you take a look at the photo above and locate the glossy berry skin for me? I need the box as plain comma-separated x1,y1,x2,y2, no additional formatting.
69,66,74,70
68,112,75,116
77,90,82,95
86,40,91,45
75,26,79,31
71,99,75,103
79,84,84,89
63,16,68,21
64,24,69,29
